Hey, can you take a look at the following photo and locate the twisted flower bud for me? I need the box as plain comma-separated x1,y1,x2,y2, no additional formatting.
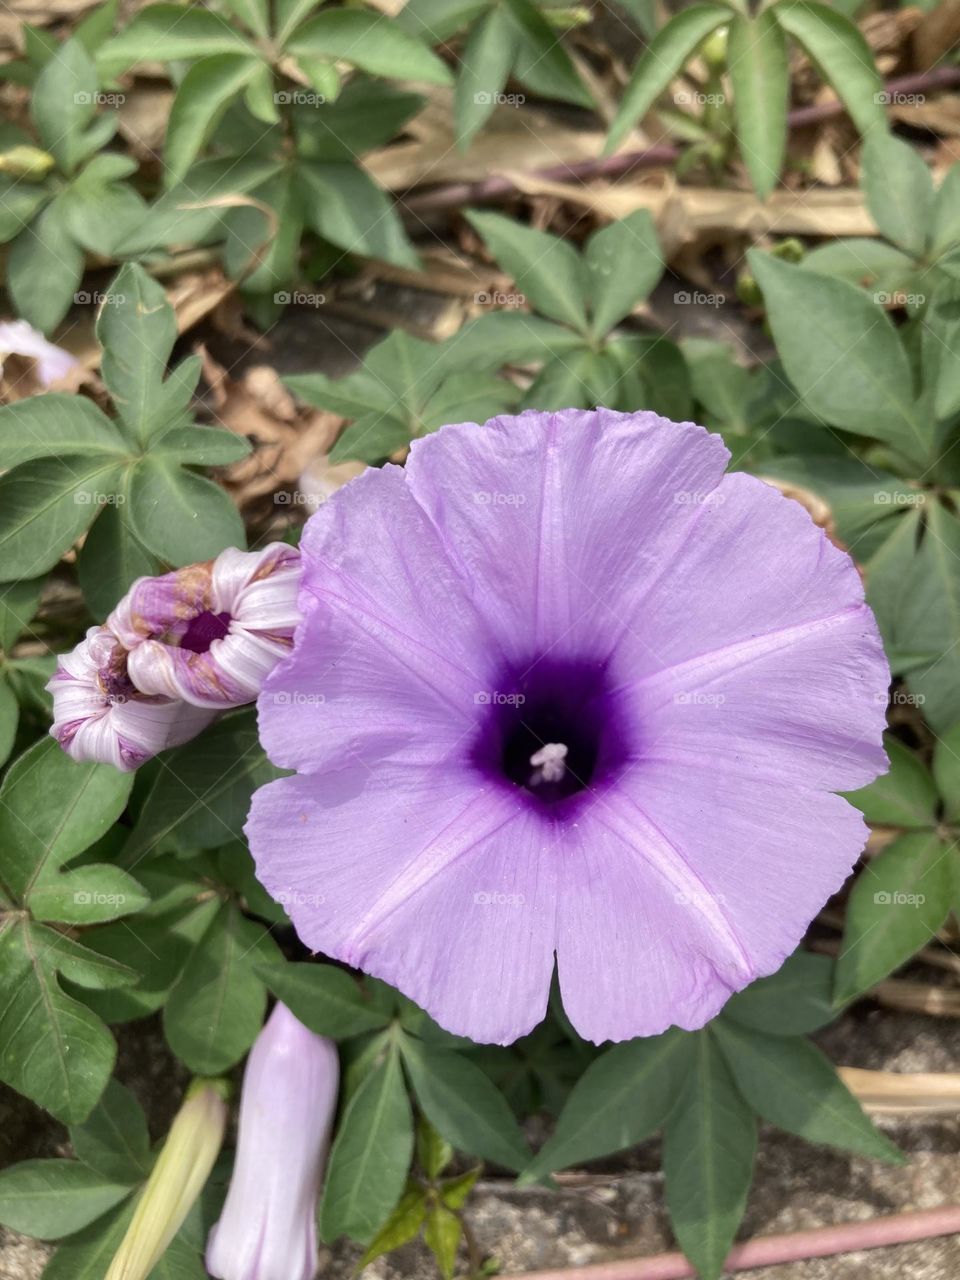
106,1078,229,1280
206,1002,339,1280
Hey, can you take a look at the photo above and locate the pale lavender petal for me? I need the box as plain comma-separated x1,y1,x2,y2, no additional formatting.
0,319,79,385
47,627,214,771
206,1003,338,1280
247,763,558,1045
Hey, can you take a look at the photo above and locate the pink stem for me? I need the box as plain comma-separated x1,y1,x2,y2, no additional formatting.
511,1204,960,1280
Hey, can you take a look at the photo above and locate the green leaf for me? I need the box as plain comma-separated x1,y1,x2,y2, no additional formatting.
149,423,251,467
0,454,124,580
465,209,588,331
0,677,17,767
723,951,837,1036
221,0,269,38
0,736,134,912
585,209,662,337
43,1202,133,1280
320,1045,414,1244
77,487,163,621
0,921,130,1123
845,736,938,829
748,251,928,465
504,0,591,108
99,4,253,73
69,1078,152,1183
860,130,935,258
0,395,128,470
358,1184,428,1267
606,4,730,152
8,200,85,334
165,54,260,184
728,10,788,199
0,1160,132,1239
297,161,418,269
164,903,272,1074
931,163,960,258
287,11,452,86
424,1203,462,1279
835,831,952,1003
713,1022,903,1162
662,1033,755,1280
419,370,519,433
454,6,514,148
399,1037,530,1170
803,238,917,292
31,38,98,173
933,724,960,824
0,578,43,654
256,961,392,1039
521,1030,690,1181
127,710,281,856
773,1,885,138
61,179,147,258
128,460,245,565
98,263,178,443
417,1116,454,1180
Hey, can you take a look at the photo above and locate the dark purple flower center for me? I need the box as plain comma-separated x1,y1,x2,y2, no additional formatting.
471,657,633,811
180,610,231,654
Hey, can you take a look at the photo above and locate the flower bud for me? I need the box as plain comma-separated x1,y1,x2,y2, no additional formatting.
47,627,214,771
106,1078,229,1280
206,1003,339,1280
0,145,56,180
108,544,301,708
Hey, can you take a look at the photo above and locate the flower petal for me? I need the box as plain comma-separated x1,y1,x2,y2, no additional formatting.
246,764,558,1044
259,466,493,774
405,409,729,653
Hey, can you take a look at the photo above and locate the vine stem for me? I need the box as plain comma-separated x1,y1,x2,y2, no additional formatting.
509,1204,960,1280
404,66,960,213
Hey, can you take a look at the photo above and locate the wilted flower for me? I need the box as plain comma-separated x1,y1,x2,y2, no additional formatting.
206,1002,339,1280
47,626,213,771
106,1078,229,1280
247,409,889,1046
0,318,78,385
109,544,301,708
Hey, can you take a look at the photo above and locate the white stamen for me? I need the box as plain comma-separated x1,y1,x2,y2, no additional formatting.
529,742,568,786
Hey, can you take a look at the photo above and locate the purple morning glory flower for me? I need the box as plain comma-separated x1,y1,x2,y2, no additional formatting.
48,627,214,771
246,409,889,1046
108,544,301,708
206,1002,338,1280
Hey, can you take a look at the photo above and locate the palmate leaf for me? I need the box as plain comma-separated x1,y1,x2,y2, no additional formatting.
320,1044,415,1244
606,4,731,153
748,251,931,468
727,9,789,199
466,209,588,331
0,740,142,1121
662,1032,756,1280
